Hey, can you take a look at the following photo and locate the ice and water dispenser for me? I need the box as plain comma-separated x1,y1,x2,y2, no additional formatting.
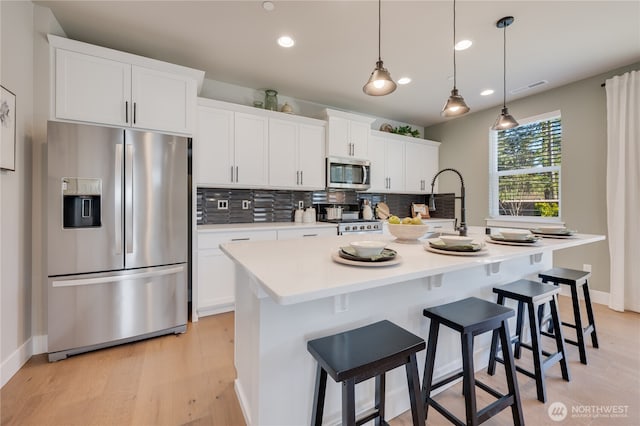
61,177,102,228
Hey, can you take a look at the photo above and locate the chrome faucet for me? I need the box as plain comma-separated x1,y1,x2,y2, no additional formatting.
429,168,467,236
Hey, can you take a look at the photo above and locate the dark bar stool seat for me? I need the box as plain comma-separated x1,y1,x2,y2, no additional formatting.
487,279,571,403
307,320,425,426
422,297,524,426
539,267,599,364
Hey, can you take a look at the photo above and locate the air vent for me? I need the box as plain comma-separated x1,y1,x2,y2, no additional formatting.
510,80,548,94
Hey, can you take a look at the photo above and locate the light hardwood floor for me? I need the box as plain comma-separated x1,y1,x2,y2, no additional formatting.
1,297,638,425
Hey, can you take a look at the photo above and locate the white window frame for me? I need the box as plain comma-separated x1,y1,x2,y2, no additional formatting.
488,110,563,223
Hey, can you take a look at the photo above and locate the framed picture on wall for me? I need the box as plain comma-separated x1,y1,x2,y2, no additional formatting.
1,85,17,171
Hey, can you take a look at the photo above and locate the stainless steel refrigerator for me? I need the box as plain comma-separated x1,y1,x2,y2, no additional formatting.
46,121,188,362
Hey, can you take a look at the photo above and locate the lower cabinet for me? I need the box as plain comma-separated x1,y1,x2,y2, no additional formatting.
195,225,337,319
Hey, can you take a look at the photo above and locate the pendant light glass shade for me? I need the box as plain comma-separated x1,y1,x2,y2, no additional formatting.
441,0,469,117
491,16,518,130
363,60,397,96
363,0,396,96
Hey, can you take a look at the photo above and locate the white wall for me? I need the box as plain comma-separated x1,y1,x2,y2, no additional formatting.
0,1,63,388
424,62,640,294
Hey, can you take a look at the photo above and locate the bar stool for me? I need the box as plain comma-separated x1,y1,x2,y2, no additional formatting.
487,279,571,403
422,297,524,426
539,268,599,364
307,320,425,426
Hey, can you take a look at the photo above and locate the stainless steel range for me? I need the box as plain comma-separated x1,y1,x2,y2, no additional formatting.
324,219,383,235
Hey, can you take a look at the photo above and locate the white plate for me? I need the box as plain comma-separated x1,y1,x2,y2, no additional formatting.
424,245,489,256
530,232,577,239
332,252,402,267
486,237,541,246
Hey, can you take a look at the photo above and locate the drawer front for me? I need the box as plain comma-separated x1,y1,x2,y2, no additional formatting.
277,227,337,240
198,230,277,250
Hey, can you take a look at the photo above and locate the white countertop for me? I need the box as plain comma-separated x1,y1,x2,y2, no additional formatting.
198,221,338,232
220,227,605,306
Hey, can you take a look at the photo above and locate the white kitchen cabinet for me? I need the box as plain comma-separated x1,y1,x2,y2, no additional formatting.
196,229,277,317
49,35,203,135
269,118,325,189
325,109,374,159
195,99,268,187
405,139,440,193
368,134,405,192
276,227,337,240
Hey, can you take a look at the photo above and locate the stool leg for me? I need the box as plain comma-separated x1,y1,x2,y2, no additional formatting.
570,284,589,364
311,365,327,426
342,379,356,426
514,300,525,359
488,294,506,376
550,295,571,382
527,300,547,403
374,374,386,426
422,321,440,419
461,332,478,426
582,280,599,348
405,353,426,426
500,320,524,426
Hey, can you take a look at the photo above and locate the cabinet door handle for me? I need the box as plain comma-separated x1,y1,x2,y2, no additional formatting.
300,170,304,185
230,166,234,182
296,170,300,185
235,166,239,182
125,101,129,123
133,102,137,124
231,237,250,241
302,234,318,237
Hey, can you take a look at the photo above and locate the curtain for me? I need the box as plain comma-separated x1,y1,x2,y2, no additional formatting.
605,70,640,312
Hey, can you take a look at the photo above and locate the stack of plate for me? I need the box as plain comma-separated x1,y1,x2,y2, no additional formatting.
424,237,487,256
332,246,401,267
530,226,576,238
487,229,540,246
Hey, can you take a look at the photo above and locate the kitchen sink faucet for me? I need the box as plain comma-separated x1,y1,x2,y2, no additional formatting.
429,168,467,236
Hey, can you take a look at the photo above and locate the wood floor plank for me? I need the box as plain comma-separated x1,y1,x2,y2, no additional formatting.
1,299,638,425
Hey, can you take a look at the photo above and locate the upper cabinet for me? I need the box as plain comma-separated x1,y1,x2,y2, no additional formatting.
269,118,325,190
369,130,440,194
325,109,375,159
196,99,268,187
405,138,440,193
49,35,204,136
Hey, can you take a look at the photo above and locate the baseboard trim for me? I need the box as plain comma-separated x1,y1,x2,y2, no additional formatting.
559,288,609,305
2,338,31,388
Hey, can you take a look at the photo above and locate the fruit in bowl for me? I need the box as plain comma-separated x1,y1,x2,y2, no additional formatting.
387,223,430,240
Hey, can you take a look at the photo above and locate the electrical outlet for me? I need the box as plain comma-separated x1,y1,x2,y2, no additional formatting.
298,201,304,209
217,199,228,210
242,200,251,210
583,263,592,272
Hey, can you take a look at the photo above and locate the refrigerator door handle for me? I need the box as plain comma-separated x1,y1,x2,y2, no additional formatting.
125,143,134,254
51,265,185,288
115,144,123,255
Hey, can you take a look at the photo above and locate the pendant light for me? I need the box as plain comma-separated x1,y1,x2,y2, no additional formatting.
441,0,470,117
492,16,519,130
363,0,396,96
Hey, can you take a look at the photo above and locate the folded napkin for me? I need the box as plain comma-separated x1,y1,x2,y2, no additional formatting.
429,240,483,252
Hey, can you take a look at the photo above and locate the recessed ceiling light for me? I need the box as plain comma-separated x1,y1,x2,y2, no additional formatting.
398,77,411,85
277,36,295,48
262,1,275,12
454,39,472,51
480,89,495,96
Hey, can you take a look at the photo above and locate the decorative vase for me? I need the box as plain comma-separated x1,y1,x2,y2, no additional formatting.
264,89,278,111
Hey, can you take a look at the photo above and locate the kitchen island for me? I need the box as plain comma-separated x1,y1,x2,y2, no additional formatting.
220,227,604,426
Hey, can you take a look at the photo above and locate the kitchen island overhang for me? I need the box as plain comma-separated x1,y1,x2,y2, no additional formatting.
221,228,605,426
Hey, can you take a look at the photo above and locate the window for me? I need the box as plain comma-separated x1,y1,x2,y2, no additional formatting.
489,111,562,218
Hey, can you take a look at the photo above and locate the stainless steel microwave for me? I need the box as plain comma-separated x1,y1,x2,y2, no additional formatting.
326,156,371,190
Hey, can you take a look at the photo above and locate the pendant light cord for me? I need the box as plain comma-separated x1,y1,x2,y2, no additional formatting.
502,22,507,108
452,0,457,89
378,0,382,61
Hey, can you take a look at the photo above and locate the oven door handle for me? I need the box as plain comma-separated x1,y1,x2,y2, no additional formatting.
362,165,368,185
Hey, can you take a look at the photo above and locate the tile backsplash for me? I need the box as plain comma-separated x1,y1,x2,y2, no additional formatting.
197,188,455,225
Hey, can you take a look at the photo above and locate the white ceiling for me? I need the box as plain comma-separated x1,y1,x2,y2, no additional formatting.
38,1,640,128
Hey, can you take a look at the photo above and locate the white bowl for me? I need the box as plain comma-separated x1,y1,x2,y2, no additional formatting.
387,223,430,241
439,235,474,246
499,229,533,241
349,240,387,257
537,226,567,234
